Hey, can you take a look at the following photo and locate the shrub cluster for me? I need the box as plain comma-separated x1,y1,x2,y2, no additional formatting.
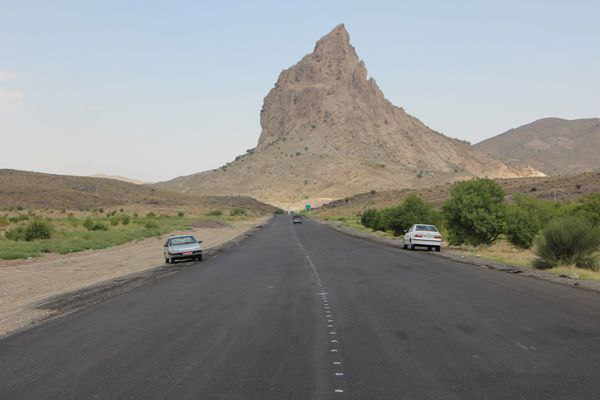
109,214,131,226
360,195,440,236
144,221,159,230
5,220,52,241
83,217,108,231
230,208,247,216
206,210,224,216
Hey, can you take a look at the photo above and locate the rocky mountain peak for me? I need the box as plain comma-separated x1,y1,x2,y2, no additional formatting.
158,24,542,208
313,23,354,59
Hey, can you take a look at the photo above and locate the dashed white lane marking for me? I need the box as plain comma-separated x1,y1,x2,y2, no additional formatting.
291,223,346,396
515,342,529,351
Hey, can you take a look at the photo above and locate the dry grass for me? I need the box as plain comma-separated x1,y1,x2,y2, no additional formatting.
449,239,538,268
547,266,600,282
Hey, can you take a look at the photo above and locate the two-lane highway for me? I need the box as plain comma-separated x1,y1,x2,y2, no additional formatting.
1,215,600,399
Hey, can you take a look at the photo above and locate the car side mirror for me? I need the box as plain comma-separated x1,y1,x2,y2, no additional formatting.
198,240,203,243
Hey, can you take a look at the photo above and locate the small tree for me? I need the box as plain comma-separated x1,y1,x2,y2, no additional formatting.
360,209,380,230
384,195,435,236
443,178,505,246
573,194,600,226
505,204,540,249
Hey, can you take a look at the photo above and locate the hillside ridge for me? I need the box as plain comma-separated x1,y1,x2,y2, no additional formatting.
475,117,600,175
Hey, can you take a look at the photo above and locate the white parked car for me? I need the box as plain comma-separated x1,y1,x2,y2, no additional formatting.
402,224,442,252
164,235,203,263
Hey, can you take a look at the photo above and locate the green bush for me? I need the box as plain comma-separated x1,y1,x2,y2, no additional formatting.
146,212,156,218
83,217,94,231
121,215,130,225
534,216,600,270
505,204,540,249
384,195,437,236
23,220,52,241
5,226,25,241
573,194,600,226
8,214,29,223
442,178,506,246
206,209,224,216
91,223,108,231
0,217,9,228
144,221,159,230
360,209,380,229
110,216,120,226
230,208,247,216
83,217,108,231
177,211,184,217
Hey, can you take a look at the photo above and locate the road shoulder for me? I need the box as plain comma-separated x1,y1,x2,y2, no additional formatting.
0,216,273,338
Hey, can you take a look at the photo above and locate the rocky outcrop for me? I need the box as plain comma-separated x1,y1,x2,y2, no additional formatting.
157,24,542,208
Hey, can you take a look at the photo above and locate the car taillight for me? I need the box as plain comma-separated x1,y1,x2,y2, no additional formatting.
415,234,423,238
434,235,441,239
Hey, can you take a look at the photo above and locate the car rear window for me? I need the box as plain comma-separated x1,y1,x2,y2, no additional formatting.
416,225,438,232
170,236,197,245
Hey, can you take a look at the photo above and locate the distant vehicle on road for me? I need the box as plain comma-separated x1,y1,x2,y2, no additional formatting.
292,215,303,224
402,224,442,252
164,235,203,263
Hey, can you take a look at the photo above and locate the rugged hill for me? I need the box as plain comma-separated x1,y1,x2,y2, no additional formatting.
475,118,600,175
0,169,276,212
157,24,541,208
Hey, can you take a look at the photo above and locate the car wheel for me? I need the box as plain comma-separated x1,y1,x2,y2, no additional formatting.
196,254,203,262
435,246,441,252
408,240,413,250
165,257,170,264
402,240,407,250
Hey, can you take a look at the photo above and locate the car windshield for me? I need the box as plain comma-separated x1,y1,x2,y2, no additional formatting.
170,236,197,245
416,225,438,232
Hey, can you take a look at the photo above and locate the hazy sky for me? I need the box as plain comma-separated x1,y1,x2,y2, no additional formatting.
1,0,599,182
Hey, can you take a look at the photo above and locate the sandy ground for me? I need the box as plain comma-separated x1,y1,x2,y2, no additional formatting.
0,217,268,336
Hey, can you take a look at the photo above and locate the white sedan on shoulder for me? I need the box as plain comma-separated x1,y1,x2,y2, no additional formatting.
402,224,442,252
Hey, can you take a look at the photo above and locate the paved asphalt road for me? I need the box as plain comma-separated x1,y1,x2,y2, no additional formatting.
1,215,600,399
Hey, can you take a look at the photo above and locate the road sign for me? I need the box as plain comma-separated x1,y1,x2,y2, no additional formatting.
305,204,312,211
